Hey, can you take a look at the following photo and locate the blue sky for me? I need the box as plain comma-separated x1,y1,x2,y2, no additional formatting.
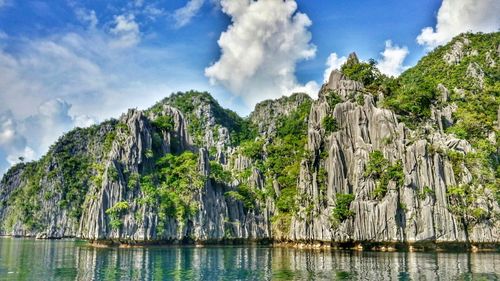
0,0,498,174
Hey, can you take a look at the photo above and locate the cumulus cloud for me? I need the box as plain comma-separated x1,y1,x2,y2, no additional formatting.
0,113,34,173
205,0,317,107
378,40,409,77
323,53,347,82
417,0,500,49
0,99,97,173
110,14,140,48
173,0,205,28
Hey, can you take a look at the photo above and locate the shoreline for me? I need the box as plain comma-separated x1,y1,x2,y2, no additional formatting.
1,235,498,252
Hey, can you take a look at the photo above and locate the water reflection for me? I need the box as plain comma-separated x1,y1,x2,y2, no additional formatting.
0,238,498,280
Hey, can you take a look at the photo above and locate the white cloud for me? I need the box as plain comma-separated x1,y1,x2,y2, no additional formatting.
74,115,97,128
0,113,22,148
0,111,33,171
417,0,500,49
0,18,208,175
75,8,98,29
134,0,144,7
378,40,409,77
173,0,205,28
205,0,317,107
289,81,320,99
0,98,100,173
110,14,140,48
323,53,347,82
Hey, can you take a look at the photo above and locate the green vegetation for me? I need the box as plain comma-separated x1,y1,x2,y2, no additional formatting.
239,139,265,160
276,188,297,213
106,201,129,230
364,151,404,199
418,186,435,200
3,161,45,231
145,149,154,159
322,116,337,134
385,33,499,129
103,131,117,154
0,122,117,232
116,122,130,134
1,32,498,239
332,193,355,222
232,98,311,229
150,90,257,146
341,57,382,88
152,115,174,131
108,165,119,181
325,90,342,109
138,151,204,233
446,185,490,224
91,163,105,187
225,183,260,210
265,100,311,213
127,172,140,190
209,161,232,183
356,93,365,106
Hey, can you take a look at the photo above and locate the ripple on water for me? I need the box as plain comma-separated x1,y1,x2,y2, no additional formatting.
0,238,498,280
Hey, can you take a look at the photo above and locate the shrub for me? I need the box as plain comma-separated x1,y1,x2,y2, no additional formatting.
356,94,365,106
209,161,232,183
276,187,297,213
103,131,116,153
108,165,119,181
418,186,435,200
127,172,140,190
365,151,404,199
152,115,174,131
225,184,258,210
322,116,338,134
326,90,342,109
240,139,264,160
332,193,355,222
116,122,130,134
106,201,129,229
364,151,388,178
145,149,154,159
341,57,381,86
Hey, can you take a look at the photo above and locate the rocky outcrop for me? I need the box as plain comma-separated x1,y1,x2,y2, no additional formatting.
443,38,469,65
250,93,311,137
1,33,498,249
289,71,499,245
466,62,485,89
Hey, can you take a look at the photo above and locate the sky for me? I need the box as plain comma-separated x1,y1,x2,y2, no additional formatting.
0,0,499,174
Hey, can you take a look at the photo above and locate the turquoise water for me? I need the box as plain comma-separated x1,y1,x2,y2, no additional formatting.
0,238,498,280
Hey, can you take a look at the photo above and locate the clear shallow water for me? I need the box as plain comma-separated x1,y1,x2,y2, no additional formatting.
0,238,498,281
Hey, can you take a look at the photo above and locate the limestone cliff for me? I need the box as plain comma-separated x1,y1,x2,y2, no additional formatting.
0,32,498,248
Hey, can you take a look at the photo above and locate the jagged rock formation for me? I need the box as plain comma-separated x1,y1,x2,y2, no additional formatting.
0,32,498,249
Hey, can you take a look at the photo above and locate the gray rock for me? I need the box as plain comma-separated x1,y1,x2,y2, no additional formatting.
443,39,469,65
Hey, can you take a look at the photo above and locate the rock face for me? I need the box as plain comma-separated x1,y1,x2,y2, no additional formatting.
0,33,499,248
289,71,498,244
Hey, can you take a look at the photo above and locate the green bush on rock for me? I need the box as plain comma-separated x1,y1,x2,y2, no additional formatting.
106,201,129,230
332,194,355,222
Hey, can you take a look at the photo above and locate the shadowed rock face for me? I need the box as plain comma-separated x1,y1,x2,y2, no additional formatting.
0,35,498,247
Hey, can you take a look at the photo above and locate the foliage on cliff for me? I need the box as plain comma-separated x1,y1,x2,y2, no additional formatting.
0,32,498,240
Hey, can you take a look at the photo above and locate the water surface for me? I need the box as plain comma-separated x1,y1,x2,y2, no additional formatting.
0,238,498,280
